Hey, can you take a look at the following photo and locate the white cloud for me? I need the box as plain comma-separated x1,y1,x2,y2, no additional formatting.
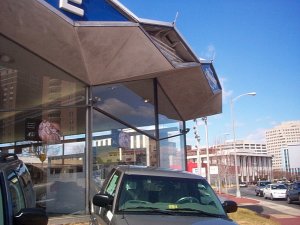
219,77,233,104
245,128,266,143
206,44,216,61
270,120,278,126
101,98,154,118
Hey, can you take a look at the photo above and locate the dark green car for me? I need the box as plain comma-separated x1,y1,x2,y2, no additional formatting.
286,182,300,204
91,166,238,225
0,153,48,225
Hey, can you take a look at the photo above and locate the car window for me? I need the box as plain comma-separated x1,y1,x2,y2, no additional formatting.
7,171,25,215
0,183,4,225
277,185,287,189
15,163,31,187
118,174,226,216
104,171,121,197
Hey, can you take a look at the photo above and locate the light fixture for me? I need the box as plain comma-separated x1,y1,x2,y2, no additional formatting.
0,54,14,63
231,92,256,198
180,128,190,134
89,96,101,104
143,98,150,103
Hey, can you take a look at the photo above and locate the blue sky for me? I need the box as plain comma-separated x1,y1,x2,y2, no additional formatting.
120,0,300,147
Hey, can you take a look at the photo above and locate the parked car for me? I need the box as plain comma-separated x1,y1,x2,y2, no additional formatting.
255,181,271,197
286,181,300,204
239,182,248,187
263,183,287,200
90,165,238,225
0,153,48,225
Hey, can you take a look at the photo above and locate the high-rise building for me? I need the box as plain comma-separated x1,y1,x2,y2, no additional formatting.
266,121,300,171
282,144,300,180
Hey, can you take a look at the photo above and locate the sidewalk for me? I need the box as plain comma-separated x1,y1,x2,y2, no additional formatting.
219,193,300,225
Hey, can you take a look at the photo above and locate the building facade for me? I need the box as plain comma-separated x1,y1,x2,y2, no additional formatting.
266,121,300,171
282,143,300,180
187,140,273,185
0,0,222,219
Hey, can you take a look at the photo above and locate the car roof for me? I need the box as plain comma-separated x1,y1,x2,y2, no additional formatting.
115,165,204,180
0,153,22,170
258,181,271,183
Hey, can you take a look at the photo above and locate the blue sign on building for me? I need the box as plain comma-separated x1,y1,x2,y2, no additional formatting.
201,64,221,94
45,0,129,21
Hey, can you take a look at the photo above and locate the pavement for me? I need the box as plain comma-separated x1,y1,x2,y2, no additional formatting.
219,193,300,225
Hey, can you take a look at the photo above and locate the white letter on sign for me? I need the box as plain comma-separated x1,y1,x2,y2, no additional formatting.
59,0,84,17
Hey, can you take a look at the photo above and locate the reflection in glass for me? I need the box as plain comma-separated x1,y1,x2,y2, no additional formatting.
0,108,86,215
0,36,86,111
157,84,183,139
92,80,156,137
91,109,157,194
160,135,185,170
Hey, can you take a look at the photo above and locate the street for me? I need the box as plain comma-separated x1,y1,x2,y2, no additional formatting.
219,185,300,225
236,185,300,211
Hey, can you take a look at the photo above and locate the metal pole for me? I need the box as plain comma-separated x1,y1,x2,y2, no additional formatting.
231,98,241,198
230,92,256,198
193,119,201,176
202,117,211,184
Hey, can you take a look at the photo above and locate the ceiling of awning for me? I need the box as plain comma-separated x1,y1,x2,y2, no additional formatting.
157,66,222,120
0,0,222,120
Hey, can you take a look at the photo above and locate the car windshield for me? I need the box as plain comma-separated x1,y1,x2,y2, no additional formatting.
259,182,270,186
117,174,226,217
271,185,286,189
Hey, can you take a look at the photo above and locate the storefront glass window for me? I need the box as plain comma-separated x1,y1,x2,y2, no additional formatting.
0,35,87,216
157,84,183,139
92,80,156,138
157,84,185,169
0,35,86,111
91,108,157,194
159,134,185,170
0,107,86,215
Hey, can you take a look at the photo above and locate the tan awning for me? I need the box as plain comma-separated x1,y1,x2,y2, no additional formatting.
0,0,222,120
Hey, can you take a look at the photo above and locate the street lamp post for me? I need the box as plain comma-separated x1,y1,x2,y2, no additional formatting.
231,92,256,198
193,119,201,176
202,117,211,184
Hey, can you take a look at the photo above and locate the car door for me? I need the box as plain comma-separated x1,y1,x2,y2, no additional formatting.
93,169,122,225
264,184,270,198
290,184,297,200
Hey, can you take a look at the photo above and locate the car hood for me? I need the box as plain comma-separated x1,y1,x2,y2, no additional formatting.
112,214,237,225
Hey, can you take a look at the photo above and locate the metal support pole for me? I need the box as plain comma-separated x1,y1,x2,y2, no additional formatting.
202,117,211,184
230,92,256,198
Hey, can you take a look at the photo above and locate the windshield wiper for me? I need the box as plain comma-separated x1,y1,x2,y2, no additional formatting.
120,206,173,215
166,208,224,218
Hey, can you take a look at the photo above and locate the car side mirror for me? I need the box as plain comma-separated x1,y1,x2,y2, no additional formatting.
93,193,114,208
222,200,238,213
13,208,48,225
